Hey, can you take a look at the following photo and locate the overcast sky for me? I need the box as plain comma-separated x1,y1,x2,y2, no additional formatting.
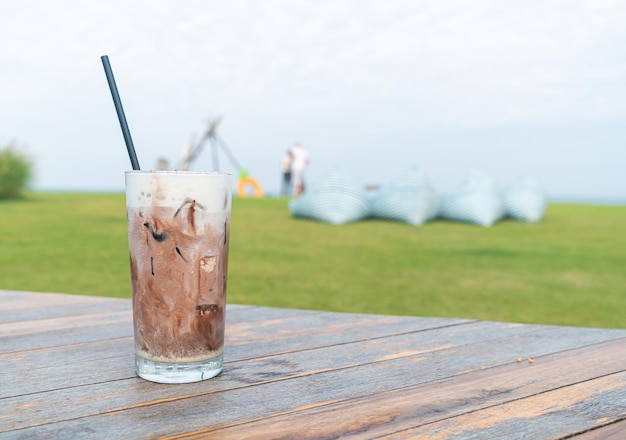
1,0,625,200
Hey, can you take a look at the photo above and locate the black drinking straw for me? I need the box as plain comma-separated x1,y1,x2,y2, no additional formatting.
101,55,141,170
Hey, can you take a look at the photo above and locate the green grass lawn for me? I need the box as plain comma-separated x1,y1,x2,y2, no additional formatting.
1,193,625,328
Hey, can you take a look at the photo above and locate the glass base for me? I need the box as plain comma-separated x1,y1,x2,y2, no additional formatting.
135,353,223,384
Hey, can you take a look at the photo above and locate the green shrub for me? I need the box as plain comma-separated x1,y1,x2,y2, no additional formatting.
0,144,33,199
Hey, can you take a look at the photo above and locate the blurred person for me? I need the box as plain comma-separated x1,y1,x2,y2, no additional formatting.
280,150,293,196
291,142,310,197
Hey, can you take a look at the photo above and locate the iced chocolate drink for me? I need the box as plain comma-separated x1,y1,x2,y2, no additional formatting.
125,171,231,383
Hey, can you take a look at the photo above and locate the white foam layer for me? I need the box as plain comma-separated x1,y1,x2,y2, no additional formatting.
125,171,232,211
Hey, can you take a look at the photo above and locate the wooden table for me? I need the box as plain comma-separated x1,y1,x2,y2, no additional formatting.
1,290,626,439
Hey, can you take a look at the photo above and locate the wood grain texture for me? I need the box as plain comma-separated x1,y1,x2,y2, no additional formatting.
1,290,625,440
0,290,129,323
0,319,533,399
572,419,626,440
170,338,626,439
4,328,624,437
381,371,626,440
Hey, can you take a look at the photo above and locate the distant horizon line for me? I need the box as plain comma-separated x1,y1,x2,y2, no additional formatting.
27,188,626,205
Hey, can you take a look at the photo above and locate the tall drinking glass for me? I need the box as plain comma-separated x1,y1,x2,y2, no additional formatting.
125,171,231,383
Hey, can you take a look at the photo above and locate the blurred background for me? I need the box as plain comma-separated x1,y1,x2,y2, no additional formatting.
1,0,625,201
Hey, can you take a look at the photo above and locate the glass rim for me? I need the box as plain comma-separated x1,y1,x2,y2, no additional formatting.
125,170,232,176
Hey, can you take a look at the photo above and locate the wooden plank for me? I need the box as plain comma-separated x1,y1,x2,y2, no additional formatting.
0,290,112,310
0,303,473,395
571,419,626,439
224,304,320,324
0,303,308,353
1,305,470,357
0,290,130,322
0,320,517,398
0,289,473,356
2,328,623,437
0,290,273,324
3,293,625,439
223,313,473,361
0,310,132,338
0,342,135,399
0,307,318,375
0,289,464,333
0,337,134,372
0,290,254,323
164,337,626,439
0,303,286,342
0,310,134,352
378,370,626,439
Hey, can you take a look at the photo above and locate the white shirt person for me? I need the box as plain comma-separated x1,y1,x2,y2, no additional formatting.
290,142,310,196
